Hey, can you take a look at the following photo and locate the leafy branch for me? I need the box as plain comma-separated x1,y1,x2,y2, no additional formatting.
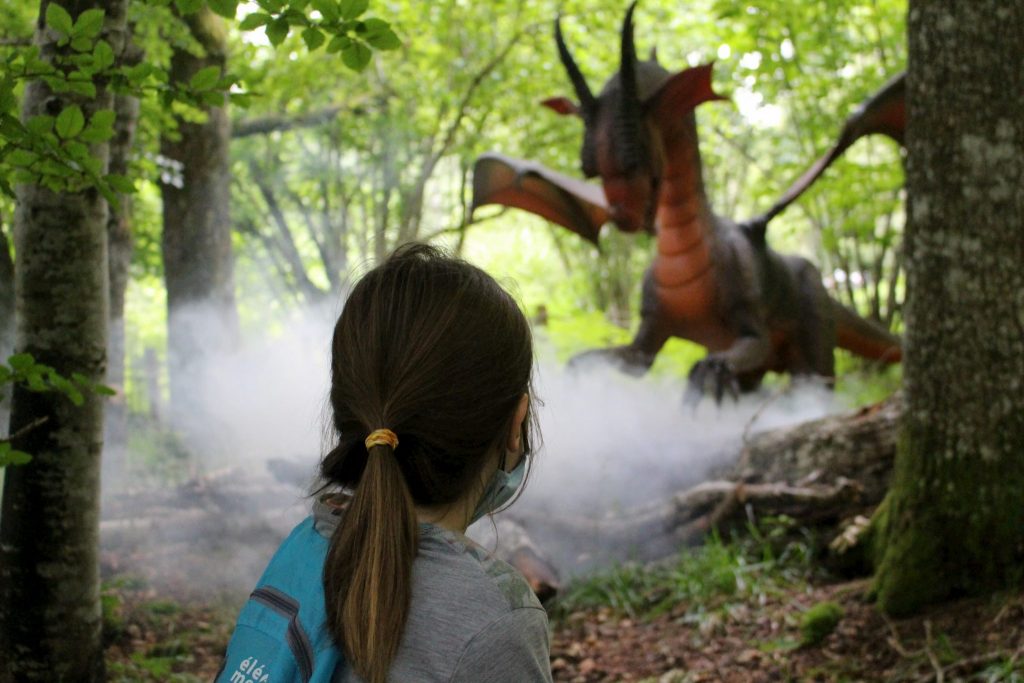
0,0,401,200
0,353,116,468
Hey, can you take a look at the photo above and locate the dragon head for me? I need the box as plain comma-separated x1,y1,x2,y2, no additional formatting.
542,2,726,234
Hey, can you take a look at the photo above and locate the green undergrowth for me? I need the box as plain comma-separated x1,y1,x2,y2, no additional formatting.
551,518,823,622
103,575,237,682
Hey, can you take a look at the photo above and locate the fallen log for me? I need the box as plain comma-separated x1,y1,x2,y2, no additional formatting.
507,478,864,569
503,394,902,574
732,392,902,504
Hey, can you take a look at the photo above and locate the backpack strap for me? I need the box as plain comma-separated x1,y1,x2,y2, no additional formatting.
218,517,345,683
249,586,316,681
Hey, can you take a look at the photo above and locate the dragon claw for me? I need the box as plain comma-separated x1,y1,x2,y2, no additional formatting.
686,356,740,406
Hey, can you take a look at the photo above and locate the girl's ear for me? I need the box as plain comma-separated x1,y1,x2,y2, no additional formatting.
507,394,530,452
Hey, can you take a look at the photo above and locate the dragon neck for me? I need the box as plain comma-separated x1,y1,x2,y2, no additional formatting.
647,119,717,298
654,120,716,258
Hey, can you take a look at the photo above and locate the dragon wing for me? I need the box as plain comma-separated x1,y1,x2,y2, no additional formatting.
751,72,906,231
471,152,610,246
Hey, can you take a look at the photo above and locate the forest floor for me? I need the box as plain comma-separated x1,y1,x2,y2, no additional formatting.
101,535,1024,682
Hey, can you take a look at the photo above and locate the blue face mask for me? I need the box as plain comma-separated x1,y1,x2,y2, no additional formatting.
469,455,526,525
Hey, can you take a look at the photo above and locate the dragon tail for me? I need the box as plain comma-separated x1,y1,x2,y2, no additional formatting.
832,300,902,363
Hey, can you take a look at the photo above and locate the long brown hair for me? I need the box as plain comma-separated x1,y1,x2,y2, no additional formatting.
320,244,535,683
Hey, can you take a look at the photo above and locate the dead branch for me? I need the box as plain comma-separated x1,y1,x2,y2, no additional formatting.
2,416,49,443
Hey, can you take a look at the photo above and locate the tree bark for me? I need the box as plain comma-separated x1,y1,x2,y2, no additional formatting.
104,83,141,485
873,2,1024,616
0,218,14,435
0,0,127,678
159,7,238,427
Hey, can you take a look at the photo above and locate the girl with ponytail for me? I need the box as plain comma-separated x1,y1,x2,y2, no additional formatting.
218,244,550,683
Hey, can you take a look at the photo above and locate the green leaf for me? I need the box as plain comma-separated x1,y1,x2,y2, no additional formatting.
311,0,338,22
92,39,115,71
97,179,117,207
63,79,96,98
326,34,350,53
341,39,370,71
337,0,367,20
229,91,254,107
89,109,116,130
174,0,203,13
238,12,271,30
301,26,324,51
72,9,105,39
363,18,400,50
200,90,224,106
266,17,290,46
123,62,154,84
281,8,307,24
189,65,221,91
7,149,38,167
0,86,17,114
65,141,91,161
45,3,74,35
26,115,55,135
8,353,35,372
207,0,238,19
70,35,94,52
78,127,111,143
0,443,32,467
55,105,85,138
105,173,135,194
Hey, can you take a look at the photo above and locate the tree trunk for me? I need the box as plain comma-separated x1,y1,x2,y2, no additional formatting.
872,2,1024,616
0,0,127,678
104,84,141,486
159,7,238,428
0,218,14,435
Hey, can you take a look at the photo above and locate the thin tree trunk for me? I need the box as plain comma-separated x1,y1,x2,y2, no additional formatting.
872,1,1024,616
0,0,127,677
104,82,141,485
159,7,238,428
0,218,15,435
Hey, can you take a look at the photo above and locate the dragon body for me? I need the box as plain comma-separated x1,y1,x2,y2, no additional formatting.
472,4,903,400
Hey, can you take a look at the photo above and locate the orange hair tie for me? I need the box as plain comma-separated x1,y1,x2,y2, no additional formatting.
365,429,399,451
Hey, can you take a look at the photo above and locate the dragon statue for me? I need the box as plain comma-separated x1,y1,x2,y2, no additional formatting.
472,3,905,402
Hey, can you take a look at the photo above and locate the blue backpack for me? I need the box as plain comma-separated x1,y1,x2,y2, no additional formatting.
216,517,347,683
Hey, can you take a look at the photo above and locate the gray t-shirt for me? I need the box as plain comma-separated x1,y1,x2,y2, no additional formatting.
313,498,553,683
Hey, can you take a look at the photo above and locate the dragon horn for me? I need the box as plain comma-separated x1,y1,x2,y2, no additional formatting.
620,1,640,109
555,16,596,112
617,2,644,168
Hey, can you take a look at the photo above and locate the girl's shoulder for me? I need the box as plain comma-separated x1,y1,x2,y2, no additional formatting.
419,523,542,613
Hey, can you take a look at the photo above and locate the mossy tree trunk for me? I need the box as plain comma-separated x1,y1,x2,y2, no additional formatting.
159,7,238,428
0,0,127,678
872,1,1024,616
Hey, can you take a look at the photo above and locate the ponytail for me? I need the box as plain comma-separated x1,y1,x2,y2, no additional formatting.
323,440,418,683
320,244,537,681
